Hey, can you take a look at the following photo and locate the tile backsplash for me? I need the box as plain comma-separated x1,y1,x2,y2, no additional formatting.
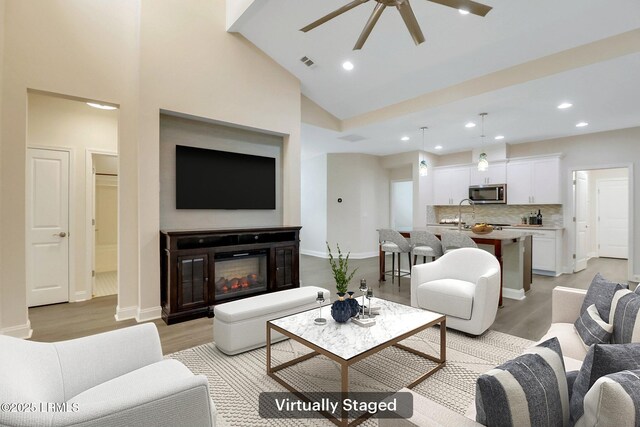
433,204,563,228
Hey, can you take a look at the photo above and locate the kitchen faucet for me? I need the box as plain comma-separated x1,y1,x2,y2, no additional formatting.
458,199,475,232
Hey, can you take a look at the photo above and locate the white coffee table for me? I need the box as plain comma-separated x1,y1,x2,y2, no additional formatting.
266,298,446,427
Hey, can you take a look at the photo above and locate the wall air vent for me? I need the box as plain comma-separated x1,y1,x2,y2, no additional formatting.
300,56,315,67
337,134,367,142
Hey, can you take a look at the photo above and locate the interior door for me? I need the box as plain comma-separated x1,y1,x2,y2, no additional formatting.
26,148,70,307
391,180,413,231
574,171,589,272
598,178,629,259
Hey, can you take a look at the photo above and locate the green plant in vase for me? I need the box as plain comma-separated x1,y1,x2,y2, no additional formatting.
327,242,358,323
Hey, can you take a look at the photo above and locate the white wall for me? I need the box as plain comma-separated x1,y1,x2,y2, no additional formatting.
509,128,639,280
0,0,301,336
326,154,389,258
300,154,327,257
159,114,283,230
27,93,118,301
0,0,4,330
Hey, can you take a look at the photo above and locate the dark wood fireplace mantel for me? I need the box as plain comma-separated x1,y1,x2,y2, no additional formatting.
160,226,301,325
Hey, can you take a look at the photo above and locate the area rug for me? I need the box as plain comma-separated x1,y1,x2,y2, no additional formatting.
169,328,534,427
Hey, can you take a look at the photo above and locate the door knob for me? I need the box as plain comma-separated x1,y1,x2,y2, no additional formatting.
54,232,67,237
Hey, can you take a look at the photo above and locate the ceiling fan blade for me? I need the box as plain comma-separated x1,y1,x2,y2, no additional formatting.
427,0,492,17
353,3,386,50
300,0,371,32
397,1,426,45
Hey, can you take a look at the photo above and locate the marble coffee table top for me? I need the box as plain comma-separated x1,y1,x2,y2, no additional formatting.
270,298,444,360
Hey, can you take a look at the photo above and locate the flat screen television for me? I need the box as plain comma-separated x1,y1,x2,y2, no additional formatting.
175,145,276,209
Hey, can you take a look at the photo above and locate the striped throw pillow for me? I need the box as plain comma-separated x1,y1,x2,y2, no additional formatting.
611,289,640,344
475,337,569,427
574,304,613,349
581,274,627,323
569,343,640,424
574,369,640,427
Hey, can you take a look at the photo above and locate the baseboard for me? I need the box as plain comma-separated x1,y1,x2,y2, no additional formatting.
300,249,328,258
72,290,90,302
301,250,378,260
1,320,33,339
348,251,378,260
115,305,137,321
502,288,526,301
136,306,162,322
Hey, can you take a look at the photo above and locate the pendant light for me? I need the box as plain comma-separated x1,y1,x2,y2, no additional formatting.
419,126,428,176
477,113,489,172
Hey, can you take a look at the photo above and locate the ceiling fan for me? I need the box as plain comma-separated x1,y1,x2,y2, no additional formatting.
300,0,492,50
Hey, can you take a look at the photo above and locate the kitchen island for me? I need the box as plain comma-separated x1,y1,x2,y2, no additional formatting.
379,227,534,306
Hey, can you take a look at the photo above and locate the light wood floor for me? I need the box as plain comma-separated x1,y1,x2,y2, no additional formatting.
28,255,631,354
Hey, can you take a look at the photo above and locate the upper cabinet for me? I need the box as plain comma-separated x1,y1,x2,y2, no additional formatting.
506,156,561,205
433,166,470,205
469,161,506,186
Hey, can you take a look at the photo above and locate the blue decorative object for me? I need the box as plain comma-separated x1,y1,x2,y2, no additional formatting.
346,291,360,317
331,293,352,323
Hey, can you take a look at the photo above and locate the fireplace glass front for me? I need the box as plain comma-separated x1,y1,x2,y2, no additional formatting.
214,250,268,302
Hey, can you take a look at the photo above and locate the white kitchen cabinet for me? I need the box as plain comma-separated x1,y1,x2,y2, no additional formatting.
523,228,564,276
507,156,561,205
469,161,506,186
432,166,470,205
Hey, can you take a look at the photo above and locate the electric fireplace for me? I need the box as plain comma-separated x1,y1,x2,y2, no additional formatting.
214,250,268,302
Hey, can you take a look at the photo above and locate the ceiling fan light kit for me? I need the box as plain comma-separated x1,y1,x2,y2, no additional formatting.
300,0,492,50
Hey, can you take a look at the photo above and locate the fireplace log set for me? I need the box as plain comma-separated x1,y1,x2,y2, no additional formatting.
215,273,264,294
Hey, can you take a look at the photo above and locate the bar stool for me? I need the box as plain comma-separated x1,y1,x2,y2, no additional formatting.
410,230,443,264
378,229,413,285
441,231,478,253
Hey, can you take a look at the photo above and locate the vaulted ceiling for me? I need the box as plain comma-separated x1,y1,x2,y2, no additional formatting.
229,0,640,156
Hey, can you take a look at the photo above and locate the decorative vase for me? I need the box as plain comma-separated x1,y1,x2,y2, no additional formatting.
331,293,352,323
346,291,360,317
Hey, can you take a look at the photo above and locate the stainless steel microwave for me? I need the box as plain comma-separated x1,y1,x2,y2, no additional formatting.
469,184,507,204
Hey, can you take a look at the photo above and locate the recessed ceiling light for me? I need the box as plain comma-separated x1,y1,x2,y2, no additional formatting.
401,136,410,141
494,135,505,140
342,61,354,71
465,122,476,128
576,122,589,128
458,9,470,15
87,102,118,110
434,145,443,150
557,102,573,109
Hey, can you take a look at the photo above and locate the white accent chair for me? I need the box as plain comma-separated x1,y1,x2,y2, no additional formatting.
0,323,216,427
411,248,500,336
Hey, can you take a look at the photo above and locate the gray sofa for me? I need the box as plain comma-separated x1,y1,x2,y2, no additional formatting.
0,323,216,427
382,286,588,427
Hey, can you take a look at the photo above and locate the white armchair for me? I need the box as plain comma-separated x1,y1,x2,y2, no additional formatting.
411,248,501,336
0,323,216,427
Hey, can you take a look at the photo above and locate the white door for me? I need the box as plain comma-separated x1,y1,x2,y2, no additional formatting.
433,169,452,205
391,181,413,231
598,178,629,259
574,171,589,272
450,167,471,203
26,148,70,307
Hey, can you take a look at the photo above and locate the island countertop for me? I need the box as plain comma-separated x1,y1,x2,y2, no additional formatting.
419,226,534,241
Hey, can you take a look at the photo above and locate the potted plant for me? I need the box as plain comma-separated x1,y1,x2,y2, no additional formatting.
326,243,358,323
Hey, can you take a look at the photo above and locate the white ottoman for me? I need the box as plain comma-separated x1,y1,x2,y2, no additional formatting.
213,286,330,355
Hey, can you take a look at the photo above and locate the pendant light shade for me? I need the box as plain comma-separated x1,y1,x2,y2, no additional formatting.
419,126,428,177
477,113,489,172
478,153,489,171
